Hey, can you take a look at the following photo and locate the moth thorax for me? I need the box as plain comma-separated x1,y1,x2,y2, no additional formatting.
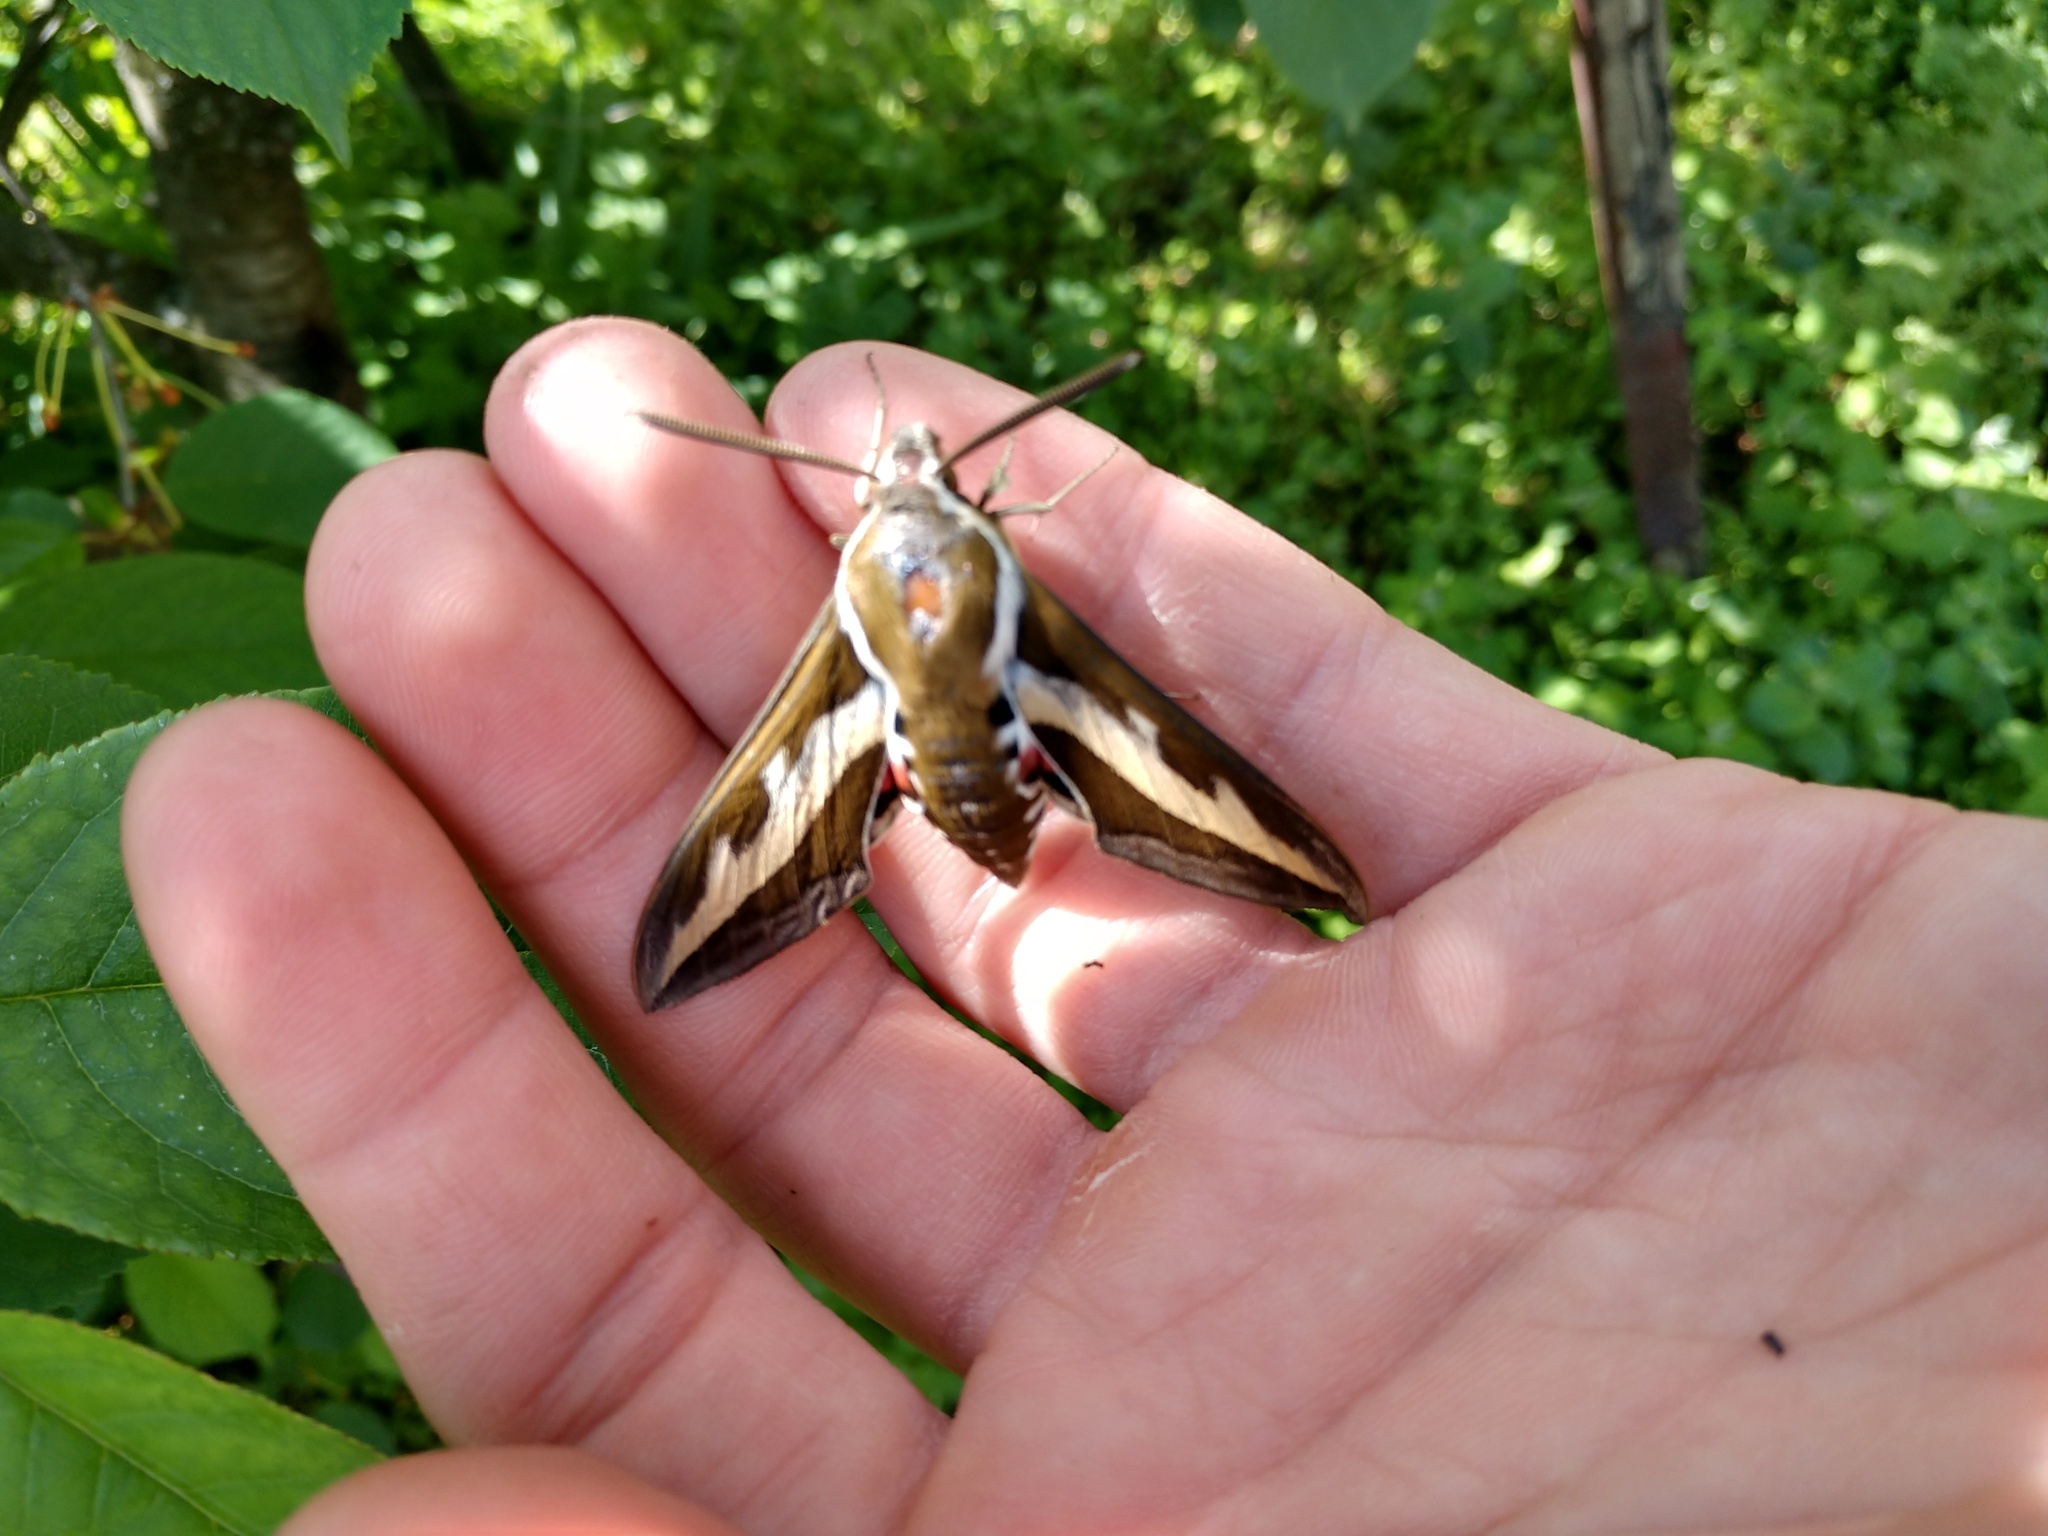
845,511,1001,680
880,423,942,486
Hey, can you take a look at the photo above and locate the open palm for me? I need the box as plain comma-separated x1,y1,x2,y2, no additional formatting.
123,324,2048,1536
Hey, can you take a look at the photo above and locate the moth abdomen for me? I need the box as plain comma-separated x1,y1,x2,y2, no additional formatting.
902,731,1040,883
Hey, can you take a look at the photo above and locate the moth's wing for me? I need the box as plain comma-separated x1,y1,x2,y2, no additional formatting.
1013,576,1368,922
635,598,890,1010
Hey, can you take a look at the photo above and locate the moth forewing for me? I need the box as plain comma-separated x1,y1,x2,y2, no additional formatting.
633,598,891,1010
633,351,1369,1011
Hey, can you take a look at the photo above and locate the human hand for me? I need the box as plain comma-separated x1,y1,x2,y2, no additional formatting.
123,323,2048,1535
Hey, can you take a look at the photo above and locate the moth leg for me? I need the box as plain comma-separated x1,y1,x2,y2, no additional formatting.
977,434,1019,509
991,444,1119,519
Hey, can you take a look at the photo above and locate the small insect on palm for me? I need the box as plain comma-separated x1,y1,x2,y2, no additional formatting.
632,352,1367,1010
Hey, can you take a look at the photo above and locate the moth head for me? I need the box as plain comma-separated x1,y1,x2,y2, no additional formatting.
879,424,943,488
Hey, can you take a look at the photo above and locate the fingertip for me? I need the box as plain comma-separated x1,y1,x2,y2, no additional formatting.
283,1447,743,1536
485,318,752,538
122,695,363,941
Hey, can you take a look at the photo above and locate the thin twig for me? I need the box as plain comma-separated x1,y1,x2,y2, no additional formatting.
1,159,139,507
0,0,69,164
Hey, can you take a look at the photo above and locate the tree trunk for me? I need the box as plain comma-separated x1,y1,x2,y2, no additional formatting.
1569,0,1704,576
113,42,359,406
389,13,502,182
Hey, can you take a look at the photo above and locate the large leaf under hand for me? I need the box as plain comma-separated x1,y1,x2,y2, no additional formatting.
73,0,408,163
0,654,165,783
0,1310,379,1534
1245,0,1442,126
0,554,323,708
0,714,328,1259
168,390,396,550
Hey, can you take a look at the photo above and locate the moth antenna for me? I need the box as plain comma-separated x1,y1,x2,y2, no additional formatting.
991,444,1120,519
636,412,869,477
941,349,1142,470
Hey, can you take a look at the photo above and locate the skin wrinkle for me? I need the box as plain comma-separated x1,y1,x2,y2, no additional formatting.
743,1395,931,1536
678,950,1085,1366
1841,1221,2048,1346
1703,795,1952,1066
516,1213,748,1448
1123,932,1309,1095
1218,1188,1814,1536
389,657,701,907
315,586,632,900
692,955,906,1176
279,945,539,1180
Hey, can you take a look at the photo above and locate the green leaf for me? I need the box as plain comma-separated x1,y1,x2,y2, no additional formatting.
279,1265,370,1353
72,0,409,164
168,391,396,550
0,554,323,708
0,714,328,1259
1,489,80,531
125,1255,279,1366
0,654,165,783
1245,0,1442,125
0,1309,379,1532
1189,0,1248,41
0,1205,139,1314
0,514,83,586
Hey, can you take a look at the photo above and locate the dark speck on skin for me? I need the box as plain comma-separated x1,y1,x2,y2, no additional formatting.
1083,960,1105,969
1761,1330,1787,1356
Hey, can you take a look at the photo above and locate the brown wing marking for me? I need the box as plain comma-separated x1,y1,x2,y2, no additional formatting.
1013,576,1367,922
635,599,889,1010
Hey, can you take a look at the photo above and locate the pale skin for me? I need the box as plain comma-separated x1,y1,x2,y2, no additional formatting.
120,322,2048,1536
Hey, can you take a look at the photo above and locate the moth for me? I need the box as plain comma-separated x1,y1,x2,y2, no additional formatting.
633,352,1367,1010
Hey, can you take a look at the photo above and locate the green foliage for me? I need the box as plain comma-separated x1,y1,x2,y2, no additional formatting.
126,1255,282,1367
0,711,330,1260
168,390,397,549
73,0,408,162
0,1309,381,1532
0,489,86,585
0,555,324,707
235,0,2041,812
0,1206,139,1315
1247,0,1447,126
0,654,163,780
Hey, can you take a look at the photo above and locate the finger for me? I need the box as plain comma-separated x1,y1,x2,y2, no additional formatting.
310,323,1098,1367
122,700,941,1536
283,1447,741,1536
758,345,1662,1101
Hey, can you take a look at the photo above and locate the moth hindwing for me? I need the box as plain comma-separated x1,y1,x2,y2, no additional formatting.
633,352,1367,1011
